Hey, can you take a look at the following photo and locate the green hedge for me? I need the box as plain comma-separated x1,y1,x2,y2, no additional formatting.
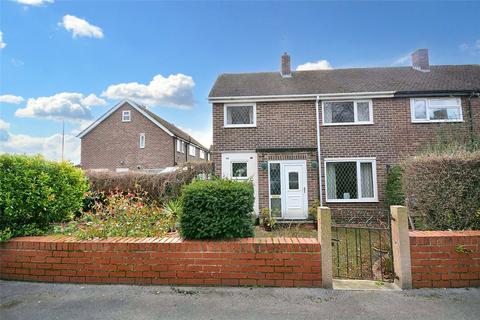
85,161,213,204
385,165,404,206
403,152,480,230
179,179,254,239
0,155,88,239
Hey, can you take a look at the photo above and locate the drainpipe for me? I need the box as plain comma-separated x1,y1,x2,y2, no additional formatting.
315,95,324,207
172,136,177,166
467,91,479,144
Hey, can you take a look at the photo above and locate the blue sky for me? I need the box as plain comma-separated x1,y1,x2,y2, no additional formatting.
1,0,479,163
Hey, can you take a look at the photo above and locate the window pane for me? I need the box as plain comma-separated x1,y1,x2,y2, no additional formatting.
360,162,374,198
414,100,427,120
429,107,461,120
269,163,281,195
288,172,299,190
232,162,247,178
429,98,459,107
324,102,354,123
270,198,282,217
357,102,370,121
326,162,357,199
227,106,253,125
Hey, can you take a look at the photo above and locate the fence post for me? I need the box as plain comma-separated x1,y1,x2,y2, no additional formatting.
390,205,412,289
318,206,332,289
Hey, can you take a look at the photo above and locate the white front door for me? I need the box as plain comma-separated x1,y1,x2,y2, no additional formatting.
269,160,308,219
221,152,259,214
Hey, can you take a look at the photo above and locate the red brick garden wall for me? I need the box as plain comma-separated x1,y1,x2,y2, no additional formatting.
0,236,321,287
410,231,480,288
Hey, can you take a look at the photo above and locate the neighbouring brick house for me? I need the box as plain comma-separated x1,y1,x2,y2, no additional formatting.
209,50,480,219
78,99,209,172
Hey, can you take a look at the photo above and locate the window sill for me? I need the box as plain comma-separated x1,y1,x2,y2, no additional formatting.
223,124,257,128
325,199,379,203
322,122,374,126
411,120,464,124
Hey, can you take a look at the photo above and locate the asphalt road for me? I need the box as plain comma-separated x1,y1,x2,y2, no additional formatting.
1,280,479,320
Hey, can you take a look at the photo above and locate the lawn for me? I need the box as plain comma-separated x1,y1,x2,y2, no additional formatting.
253,224,317,238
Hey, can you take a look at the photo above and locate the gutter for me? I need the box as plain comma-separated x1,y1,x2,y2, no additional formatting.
315,95,323,207
208,91,395,103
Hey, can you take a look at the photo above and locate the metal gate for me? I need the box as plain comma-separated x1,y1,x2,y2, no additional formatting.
331,209,394,282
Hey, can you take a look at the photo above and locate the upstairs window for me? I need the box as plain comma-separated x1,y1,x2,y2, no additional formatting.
189,145,196,156
139,133,145,149
323,100,373,125
176,139,185,153
224,104,256,127
411,98,462,122
199,150,205,159
122,110,131,122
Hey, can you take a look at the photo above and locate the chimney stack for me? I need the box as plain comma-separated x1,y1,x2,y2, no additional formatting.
281,52,291,77
411,49,430,72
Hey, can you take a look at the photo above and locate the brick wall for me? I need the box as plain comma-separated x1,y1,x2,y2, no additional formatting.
410,231,480,288
0,237,321,287
212,97,479,210
81,102,175,171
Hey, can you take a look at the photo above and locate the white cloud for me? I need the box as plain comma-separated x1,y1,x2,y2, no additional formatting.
296,60,333,71
0,95,24,104
0,31,6,49
102,74,195,108
0,133,81,164
391,53,411,66
15,0,54,6
15,92,106,121
60,15,104,39
0,117,81,163
0,119,10,142
81,93,107,107
459,40,480,54
179,126,212,149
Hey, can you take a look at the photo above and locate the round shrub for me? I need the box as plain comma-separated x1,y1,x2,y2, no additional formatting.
0,154,88,238
180,179,254,239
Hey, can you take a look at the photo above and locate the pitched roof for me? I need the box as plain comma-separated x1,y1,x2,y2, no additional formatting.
209,65,480,98
77,100,208,150
134,104,206,149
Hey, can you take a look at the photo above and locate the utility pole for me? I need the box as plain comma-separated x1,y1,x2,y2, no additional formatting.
61,119,65,162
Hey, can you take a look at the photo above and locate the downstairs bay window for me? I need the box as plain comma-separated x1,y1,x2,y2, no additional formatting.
325,158,378,202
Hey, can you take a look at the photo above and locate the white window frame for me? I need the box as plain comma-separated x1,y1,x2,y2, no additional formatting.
116,168,129,173
224,103,257,128
324,157,378,203
189,145,196,157
139,133,145,149
176,139,185,153
122,110,131,122
322,100,373,126
410,98,463,123
231,161,249,180
199,150,205,159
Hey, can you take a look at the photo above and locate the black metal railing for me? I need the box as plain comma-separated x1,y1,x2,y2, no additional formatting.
331,209,394,282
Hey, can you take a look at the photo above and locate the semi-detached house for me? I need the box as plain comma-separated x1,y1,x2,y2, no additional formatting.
208,49,480,219
78,99,209,172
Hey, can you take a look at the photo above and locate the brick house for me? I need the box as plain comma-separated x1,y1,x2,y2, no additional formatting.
209,50,480,219
78,99,209,172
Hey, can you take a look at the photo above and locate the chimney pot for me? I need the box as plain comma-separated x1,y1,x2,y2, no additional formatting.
281,52,291,77
412,49,430,71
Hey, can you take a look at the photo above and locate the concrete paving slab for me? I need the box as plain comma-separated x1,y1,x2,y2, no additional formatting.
1,280,479,320
333,279,401,291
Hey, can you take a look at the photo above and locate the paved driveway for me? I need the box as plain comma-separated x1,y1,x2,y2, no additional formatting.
1,280,479,320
